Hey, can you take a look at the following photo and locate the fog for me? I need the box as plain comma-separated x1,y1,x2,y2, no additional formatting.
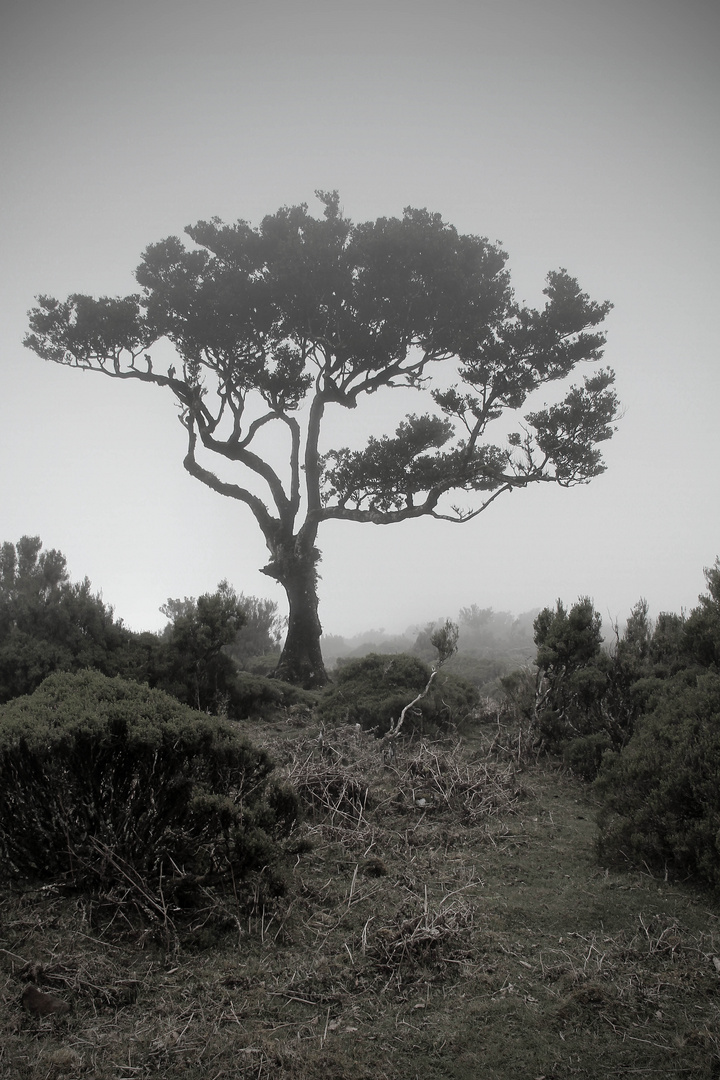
1,0,718,638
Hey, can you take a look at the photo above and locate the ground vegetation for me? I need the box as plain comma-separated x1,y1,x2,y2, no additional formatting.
0,670,299,942
2,712,719,1079
1,556,720,1075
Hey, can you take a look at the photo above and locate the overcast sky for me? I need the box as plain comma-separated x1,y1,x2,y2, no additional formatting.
1,0,719,639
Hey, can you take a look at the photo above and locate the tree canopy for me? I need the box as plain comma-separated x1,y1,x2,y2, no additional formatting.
25,192,618,687
0,536,127,702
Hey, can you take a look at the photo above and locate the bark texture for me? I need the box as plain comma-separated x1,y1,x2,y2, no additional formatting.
261,544,327,689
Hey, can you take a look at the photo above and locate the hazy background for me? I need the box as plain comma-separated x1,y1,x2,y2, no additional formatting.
1,0,718,638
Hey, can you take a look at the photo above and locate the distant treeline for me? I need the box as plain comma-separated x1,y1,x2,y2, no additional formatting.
322,606,539,695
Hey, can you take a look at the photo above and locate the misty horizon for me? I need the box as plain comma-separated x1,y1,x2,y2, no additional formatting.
1,0,718,655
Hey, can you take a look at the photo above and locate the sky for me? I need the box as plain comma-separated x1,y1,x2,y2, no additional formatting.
1,0,719,640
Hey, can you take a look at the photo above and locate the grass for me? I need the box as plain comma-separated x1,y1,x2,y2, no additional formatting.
1,711,719,1079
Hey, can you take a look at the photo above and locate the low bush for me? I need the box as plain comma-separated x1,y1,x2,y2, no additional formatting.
595,671,720,889
228,672,319,719
502,598,654,772
563,731,612,781
318,652,479,735
0,670,299,899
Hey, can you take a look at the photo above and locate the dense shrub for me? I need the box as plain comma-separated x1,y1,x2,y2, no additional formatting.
147,581,248,713
682,559,720,670
0,537,131,703
531,597,609,752
563,731,612,781
318,652,479,735
0,671,298,897
228,671,319,719
504,597,652,773
595,672,720,888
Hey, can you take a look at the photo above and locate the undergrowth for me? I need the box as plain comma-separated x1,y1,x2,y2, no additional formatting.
0,671,299,947
1,708,719,1079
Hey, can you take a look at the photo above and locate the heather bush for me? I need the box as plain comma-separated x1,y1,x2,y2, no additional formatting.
0,670,298,897
228,671,319,718
563,731,612,781
318,652,478,735
595,671,720,889
504,597,653,773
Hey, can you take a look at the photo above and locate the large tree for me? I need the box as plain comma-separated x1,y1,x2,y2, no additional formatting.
25,192,618,688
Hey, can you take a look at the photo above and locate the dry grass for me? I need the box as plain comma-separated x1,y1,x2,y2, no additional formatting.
1,712,720,1079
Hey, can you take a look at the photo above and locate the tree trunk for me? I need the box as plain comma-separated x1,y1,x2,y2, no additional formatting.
261,544,328,689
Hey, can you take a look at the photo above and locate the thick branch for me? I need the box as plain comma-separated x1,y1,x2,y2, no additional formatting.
304,388,326,522
196,422,294,523
385,670,439,740
183,425,279,541
284,413,302,517
339,348,439,403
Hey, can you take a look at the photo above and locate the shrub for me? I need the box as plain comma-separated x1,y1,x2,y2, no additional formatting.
0,670,299,898
563,731,612,781
682,558,720,670
595,671,720,889
0,536,131,703
318,652,478,735
531,597,608,752
228,672,319,719
505,597,652,770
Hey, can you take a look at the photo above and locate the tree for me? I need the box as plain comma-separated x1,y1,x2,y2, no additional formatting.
683,558,720,670
0,536,128,702
530,597,608,750
25,193,618,688
596,671,720,888
157,580,247,712
223,592,282,670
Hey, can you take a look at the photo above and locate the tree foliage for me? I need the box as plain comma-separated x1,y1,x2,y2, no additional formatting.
151,583,289,715
25,193,618,687
593,560,720,888
596,671,720,888
223,593,282,670
156,580,246,712
504,596,659,777
529,597,609,757
0,536,128,703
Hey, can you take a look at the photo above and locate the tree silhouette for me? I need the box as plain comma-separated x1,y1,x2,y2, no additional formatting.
25,192,618,687
0,536,127,701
